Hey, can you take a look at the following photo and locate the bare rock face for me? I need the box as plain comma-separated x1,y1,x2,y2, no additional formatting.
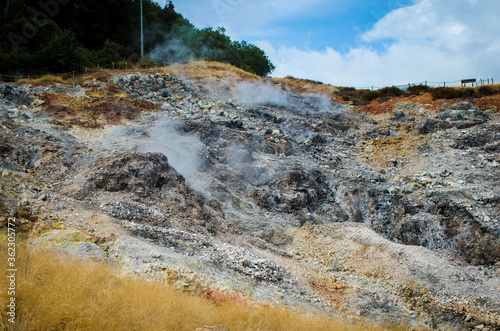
61,152,223,234
363,188,500,265
77,153,181,197
418,103,489,134
0,83,33,106
2,72,499,330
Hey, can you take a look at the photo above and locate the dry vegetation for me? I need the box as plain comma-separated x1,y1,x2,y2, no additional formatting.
164,61,261,84
0,242,402,331
13,75,65,86
272,76,340,96
162,62,340,101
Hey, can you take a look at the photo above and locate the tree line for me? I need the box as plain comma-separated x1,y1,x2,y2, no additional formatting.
0,0,275,77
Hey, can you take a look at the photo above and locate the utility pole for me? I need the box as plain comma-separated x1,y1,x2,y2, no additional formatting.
140,0,144,58
5,0,10,18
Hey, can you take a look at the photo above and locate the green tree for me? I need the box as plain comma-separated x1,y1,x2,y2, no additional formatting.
0,0,275,77
38,29,82,72
97,40,122,65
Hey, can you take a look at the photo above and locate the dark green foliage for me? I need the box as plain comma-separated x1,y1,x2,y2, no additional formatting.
476,85,495,97
431,87,462,99
407,84,431,95
38,29,82,72
338,87,371,102
378,86,402,98
0,0,274,77
459,87,475,98
226,41,275,77
97,41,123,66
361,91,379,102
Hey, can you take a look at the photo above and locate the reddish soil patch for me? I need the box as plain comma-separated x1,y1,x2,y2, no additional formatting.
42,93,156,129
472,95,500,112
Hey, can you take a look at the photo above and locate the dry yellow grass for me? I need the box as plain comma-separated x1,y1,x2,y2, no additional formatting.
0,242,403,331
15,75,64,86
164,61,260,84
272,76,340,96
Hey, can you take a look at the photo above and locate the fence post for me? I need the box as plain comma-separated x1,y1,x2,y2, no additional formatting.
444,82,446,87
126,62,128,70
492,78,494,85
98,65,100,70
72,71,75,79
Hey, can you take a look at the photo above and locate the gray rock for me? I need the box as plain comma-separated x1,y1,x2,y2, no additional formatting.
0,83,33,106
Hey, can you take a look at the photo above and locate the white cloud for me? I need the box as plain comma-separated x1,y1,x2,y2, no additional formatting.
169,0,335,41
260,0,500,87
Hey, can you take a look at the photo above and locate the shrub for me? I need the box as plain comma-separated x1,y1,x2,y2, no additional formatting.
430,87,462,99
378,86,402,98
459,88,475,98
407,84,431,95
117,59,134,69
361,91,379,101
338,87,370,102
476,85,495,97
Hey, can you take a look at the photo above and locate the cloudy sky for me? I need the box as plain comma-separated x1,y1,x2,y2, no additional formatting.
155,0,500,88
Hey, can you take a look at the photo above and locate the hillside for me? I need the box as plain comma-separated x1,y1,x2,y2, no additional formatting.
0,62,499,330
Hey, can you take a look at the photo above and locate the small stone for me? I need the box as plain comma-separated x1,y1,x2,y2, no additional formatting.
160,89,172,97
29,214,39,222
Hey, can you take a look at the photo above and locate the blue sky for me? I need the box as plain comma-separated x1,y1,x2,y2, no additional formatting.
154,0,500,87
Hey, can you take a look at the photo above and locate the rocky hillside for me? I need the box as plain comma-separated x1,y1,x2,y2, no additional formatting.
1,62,499,330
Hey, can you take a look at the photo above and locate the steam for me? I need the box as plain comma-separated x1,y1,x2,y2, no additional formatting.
94,115,206,190
300,94,336,112
138,116,203,185
149,39,196,65
233,80,344,115
234,81,289,106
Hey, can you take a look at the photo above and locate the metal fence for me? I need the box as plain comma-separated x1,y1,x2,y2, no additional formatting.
357,78,495,91
0,65,496,91
0,61,168,82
